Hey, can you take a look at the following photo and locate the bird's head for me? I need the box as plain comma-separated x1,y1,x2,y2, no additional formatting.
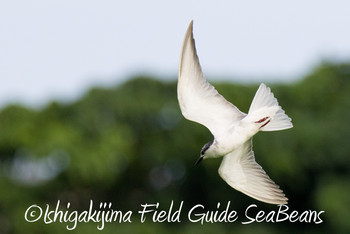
195,140,214,165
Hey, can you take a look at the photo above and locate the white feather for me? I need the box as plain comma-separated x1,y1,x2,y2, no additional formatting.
219,140,288,204
177,21,245,138
249,83,293,131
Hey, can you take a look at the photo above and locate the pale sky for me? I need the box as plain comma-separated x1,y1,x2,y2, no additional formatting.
1,0,350,108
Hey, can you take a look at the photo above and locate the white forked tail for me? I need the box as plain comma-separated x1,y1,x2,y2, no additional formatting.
248,83,293,131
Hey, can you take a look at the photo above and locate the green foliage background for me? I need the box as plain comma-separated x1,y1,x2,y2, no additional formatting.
0,62,349,233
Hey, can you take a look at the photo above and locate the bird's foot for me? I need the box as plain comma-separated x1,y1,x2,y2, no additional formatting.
255,116,271,128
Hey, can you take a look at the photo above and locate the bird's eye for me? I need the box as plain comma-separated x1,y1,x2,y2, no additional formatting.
200,147,206,155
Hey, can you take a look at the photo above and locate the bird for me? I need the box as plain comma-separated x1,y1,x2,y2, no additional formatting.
177,21,293,205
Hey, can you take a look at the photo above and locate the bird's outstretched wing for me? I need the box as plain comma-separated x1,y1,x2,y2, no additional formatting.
218,140,288,204
177,21,245,137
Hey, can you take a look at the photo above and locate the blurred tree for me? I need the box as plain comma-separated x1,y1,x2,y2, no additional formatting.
0,63,349,233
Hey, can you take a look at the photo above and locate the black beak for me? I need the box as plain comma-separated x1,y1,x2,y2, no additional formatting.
195,156,204,165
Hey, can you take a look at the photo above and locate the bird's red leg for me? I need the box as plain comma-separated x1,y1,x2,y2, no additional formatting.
255,116,269,123
255,116,271,128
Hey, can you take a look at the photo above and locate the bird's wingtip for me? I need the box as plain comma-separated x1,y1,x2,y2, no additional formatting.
179,20,197,77
185,20,194,38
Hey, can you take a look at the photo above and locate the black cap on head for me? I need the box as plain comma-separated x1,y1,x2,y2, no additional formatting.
200,140,213,155
196,140,213,165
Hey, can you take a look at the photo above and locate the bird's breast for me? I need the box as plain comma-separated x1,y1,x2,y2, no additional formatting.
214,125,252,156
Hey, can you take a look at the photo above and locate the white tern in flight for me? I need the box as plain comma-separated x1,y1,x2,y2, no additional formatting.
177,21,293,205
